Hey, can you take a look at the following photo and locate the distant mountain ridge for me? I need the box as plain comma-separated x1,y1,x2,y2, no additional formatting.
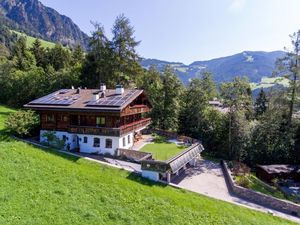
0,0,89,48
141,51,286,84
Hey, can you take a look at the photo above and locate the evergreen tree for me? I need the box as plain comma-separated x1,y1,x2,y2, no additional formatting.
179,78,209,138
199,72,218,100
30,39,46,68
46,44,71,71
276,30,300,126
71,44,85,66
254,89,268,117
160,66,183,131
138,66,163,128
221,77,253,161
82,23,113,87
11,37,35,71
111,14,142,86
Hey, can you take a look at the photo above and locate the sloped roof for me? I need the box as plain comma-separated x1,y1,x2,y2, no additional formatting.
257,165,300,174
24,88,144,112
167,143,203,173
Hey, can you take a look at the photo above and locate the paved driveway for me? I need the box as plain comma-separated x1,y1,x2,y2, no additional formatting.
172,159,300,223
172,160,231,200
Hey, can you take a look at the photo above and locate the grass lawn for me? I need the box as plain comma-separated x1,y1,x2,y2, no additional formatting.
140,135,186,161
0,105,296,225
11,30,57,48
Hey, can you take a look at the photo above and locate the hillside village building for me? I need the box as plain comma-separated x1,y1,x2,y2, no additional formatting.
24,85,152,155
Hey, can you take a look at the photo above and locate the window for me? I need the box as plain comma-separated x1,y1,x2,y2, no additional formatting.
46,114,55,123
106,139,112,148
93,138,100,147
83,136,88,143
70,115,79,125
96,116,105,126
123,137,126,147
128,135,131,144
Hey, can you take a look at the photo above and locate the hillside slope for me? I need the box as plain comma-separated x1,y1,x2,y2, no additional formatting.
0,0,89,48
0,105,295,225
141,51,285,84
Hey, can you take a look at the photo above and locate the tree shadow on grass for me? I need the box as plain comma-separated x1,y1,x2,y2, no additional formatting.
13,138,81,163
126,172,168,188
32,144,80,163
0,129,14,142
0,111,13,116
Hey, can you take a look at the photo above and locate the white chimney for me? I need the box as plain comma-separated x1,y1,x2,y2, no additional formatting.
71,86,74,89
115,85,124,95
93,93,100,101
100,83,106,92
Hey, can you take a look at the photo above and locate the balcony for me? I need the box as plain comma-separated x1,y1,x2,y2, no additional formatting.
119,118,151,135
69,118,151,137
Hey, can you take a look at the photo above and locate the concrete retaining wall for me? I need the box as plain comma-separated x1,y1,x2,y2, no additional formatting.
221,160,300,217
117,148,152,162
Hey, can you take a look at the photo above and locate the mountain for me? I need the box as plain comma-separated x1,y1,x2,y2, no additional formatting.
0,0,89,48
141,51,286,84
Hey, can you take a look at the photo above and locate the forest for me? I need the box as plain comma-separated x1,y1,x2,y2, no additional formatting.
0,14,300,167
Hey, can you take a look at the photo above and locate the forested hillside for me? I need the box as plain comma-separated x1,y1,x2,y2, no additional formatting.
0,0,89,48
141,51,285,84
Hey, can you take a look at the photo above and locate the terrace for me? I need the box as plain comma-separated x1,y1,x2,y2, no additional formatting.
138,134,187,161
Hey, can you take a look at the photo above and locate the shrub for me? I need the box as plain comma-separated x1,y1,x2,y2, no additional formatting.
236,175,250,188
5,110,39,137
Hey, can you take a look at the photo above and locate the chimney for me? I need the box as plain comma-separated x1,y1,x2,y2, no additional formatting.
93,93,100,101
100,83,106,92
115,85,124,95
71,86,74,89
76,87,81,94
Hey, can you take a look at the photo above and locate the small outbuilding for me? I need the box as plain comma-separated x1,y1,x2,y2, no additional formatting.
256,165,300,183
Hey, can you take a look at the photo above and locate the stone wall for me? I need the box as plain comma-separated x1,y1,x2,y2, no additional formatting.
221,160,300,217
117,148,152,162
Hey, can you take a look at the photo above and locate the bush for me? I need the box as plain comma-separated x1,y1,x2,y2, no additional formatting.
236,175,250,188
5,110,39,137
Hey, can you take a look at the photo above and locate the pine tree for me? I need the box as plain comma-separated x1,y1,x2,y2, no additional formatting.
221,77,253,161
111,14,142,86
200,72,218,100
82,23,113,87
276,30,300,126
71,44,84,66
11,36,35,71
30,38,46,68
139,66,163,128
254,89,268,117
160,66,183,131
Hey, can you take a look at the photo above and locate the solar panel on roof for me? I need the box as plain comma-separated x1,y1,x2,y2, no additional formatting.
86,89,141,108
29,90,78,106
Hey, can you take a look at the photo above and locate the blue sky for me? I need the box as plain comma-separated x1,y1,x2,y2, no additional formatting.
40,0,300,64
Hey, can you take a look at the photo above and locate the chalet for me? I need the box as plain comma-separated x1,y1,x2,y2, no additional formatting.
24,84,152,155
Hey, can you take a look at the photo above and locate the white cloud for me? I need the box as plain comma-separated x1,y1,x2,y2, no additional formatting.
228,0,246,13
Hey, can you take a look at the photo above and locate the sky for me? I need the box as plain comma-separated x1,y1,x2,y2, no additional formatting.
39,0,300,64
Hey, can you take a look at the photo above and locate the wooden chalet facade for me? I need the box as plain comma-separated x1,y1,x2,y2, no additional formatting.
24,85,152,155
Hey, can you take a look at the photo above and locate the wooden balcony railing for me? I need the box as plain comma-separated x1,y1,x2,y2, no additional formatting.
119,118,151,135
69,118,151,137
